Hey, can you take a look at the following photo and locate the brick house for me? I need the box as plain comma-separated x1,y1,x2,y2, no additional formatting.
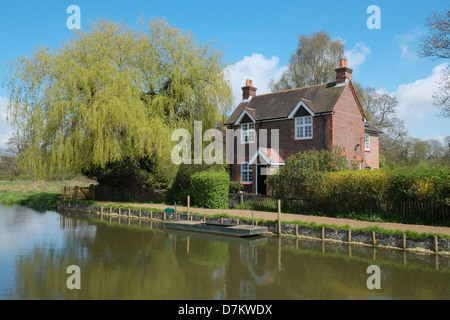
224,59,382,195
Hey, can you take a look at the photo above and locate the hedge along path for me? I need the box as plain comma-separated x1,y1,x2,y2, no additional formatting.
96,201,450,237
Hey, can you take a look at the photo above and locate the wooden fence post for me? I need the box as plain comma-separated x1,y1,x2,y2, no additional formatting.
277,199,281,235
74,186,79,200
187,196,190,216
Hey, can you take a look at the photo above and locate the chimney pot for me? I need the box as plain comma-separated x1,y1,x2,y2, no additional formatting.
340,58,348,67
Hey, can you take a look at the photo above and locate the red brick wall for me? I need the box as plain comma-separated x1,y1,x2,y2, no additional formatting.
364,132,380,169
333,84,365,168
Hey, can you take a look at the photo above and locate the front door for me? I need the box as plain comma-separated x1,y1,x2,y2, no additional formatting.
257,165,267,196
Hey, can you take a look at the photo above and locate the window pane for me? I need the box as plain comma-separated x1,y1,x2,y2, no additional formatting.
305,116,312,124
305,126,312,137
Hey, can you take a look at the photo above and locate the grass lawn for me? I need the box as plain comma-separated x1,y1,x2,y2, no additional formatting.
0,177,96,210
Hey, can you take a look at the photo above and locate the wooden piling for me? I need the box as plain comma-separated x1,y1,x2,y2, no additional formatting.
187,196,190,216
277,199,281,235
403,233,407,250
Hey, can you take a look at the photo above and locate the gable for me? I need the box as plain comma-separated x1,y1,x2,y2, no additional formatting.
293,106,313,118
240,114,254,124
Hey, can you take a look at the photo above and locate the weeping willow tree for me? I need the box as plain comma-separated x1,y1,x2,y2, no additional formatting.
4,18,232,194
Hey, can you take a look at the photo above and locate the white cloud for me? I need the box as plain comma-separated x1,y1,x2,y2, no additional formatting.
224,53,287,107
0,96,12,148
344,43,371,71
396,28,421,61
394,63,447,121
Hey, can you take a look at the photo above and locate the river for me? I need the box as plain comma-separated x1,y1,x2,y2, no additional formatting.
0,205,448,300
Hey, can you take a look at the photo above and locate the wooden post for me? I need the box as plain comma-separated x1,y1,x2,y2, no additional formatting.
321,227,325,240
403,233,407,250
187,196,190,216
372,231,376,246
277,199,281,235
63,186,67,201
434,236,438,253
74,186,79,200
348,229,352,243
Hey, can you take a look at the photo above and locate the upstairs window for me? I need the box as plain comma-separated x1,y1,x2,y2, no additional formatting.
241,122,255,144
241,162,253,183
365,133,370,151
295,116,313,140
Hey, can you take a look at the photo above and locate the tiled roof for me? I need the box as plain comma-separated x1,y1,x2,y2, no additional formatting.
365,121,383,134
225,82,346,125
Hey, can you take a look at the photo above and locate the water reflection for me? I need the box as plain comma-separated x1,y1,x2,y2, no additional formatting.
1,207,449,300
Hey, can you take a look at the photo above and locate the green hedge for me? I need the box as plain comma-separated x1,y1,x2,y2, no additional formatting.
166,163,225,205
190,171,230,209
270,152,450,222
312,170,388,212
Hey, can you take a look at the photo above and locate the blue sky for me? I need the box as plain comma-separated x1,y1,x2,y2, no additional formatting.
0,0,449,148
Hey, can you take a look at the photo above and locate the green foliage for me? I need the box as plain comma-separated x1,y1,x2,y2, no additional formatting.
268,148,348,202
166,163,225,205
4,18,232,179
386,166,450,205
229,180,244,194
190,170,230,209
314,170,388,212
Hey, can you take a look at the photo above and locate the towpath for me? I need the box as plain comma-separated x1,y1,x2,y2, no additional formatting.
96,201,450,236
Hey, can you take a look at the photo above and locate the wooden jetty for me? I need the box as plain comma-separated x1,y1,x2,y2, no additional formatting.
163,221,268,237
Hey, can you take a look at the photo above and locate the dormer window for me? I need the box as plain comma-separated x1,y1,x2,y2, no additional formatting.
295,116,313,140
241,122,255,144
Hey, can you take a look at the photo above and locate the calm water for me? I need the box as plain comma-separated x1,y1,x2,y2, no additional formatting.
0,205,449,300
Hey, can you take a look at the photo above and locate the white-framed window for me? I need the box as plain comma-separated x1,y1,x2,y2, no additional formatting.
241,162,253,183
241,122,255,144
295,116,313,140
365,133,370,151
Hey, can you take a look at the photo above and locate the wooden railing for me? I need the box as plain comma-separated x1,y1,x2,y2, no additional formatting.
60,185,95,201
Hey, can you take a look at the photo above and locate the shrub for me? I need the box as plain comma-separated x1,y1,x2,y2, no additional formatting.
312,170,388,212
386,166,450,205
166,163,225,205
229,180,244,194
269,148,347,202
190,170,230,209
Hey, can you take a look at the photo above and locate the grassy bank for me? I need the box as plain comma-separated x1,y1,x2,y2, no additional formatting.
0,178,95,211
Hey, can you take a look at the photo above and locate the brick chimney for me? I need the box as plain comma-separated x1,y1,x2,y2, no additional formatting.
242,79,257,100
335,59,353,83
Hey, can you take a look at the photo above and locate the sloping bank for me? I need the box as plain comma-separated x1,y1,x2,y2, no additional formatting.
57,201,450,255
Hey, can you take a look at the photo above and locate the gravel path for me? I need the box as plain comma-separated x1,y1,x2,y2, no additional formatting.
98,201,450,236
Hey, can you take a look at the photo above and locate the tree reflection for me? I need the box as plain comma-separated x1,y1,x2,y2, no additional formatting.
7,212,450,300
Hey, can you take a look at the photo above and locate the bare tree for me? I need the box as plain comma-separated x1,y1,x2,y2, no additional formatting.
269,31,345,91
418,8,450,118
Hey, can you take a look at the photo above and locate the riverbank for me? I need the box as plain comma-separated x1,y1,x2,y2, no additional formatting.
95,201,450,237
0,178,95,210
57,200,450,255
